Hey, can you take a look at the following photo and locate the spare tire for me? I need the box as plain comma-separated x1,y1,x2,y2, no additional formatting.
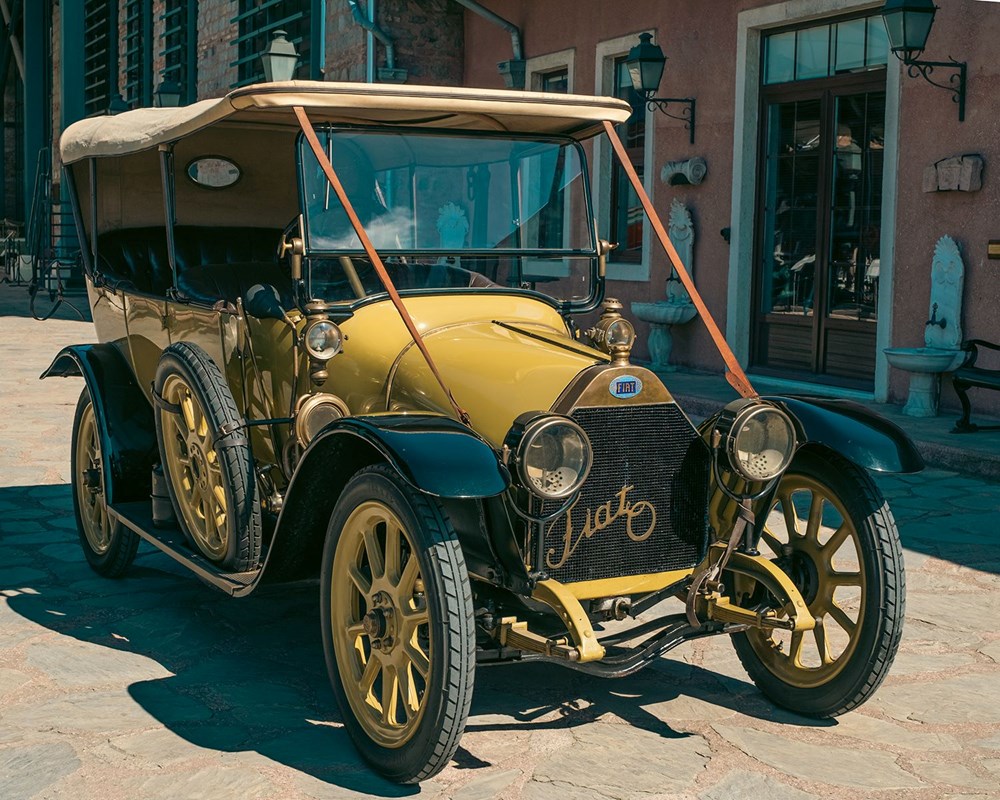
153,341,261,572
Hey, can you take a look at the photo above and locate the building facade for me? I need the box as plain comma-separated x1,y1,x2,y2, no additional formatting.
5,0,999,417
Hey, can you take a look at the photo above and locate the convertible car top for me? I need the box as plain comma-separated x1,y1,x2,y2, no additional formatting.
59,80,634,164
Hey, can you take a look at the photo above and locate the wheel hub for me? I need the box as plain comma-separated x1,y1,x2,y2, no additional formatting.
366,592,398,650
782,550,820,607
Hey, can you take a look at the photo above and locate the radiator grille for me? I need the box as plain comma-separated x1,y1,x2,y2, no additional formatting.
541,403,710,584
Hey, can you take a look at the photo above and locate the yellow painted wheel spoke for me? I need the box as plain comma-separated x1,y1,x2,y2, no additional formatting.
363,526,385,579
360,654,380,698
829,571,862,587
404,641,430,678
384,524,402,584
805,493,823,544
397,664,420,720
397,554,419,597
779,492,799,538
823,522,852,555
828,601,858,636
759,528,785,556
814,617,834,665
348,563,372,595
380,664,398,724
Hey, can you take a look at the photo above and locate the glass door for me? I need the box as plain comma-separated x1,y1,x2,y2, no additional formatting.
752,80,885,386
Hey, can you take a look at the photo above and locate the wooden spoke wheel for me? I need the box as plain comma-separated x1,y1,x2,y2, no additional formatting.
153,342,261,572
321,465,474,784
731,448,905,717
71,388,138,577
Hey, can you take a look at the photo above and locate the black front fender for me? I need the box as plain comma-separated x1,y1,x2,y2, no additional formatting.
765,395,924,474
259,414,510,585
40,344,156,503
306,415,511,499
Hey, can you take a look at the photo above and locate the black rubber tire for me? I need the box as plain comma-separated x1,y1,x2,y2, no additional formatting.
153,341,261,572
71,387,139,577
731,447,906,718
320,464,475,784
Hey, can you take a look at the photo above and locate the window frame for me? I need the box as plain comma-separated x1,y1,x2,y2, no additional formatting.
593,33,655,283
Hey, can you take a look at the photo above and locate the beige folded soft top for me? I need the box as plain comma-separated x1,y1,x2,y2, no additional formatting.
60,80,633,164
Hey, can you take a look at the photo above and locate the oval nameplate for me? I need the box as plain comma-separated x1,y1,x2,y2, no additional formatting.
609,374,642,399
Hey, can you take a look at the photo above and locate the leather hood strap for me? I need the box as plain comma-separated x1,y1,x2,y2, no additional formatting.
602,120,757,400
294,107,471,426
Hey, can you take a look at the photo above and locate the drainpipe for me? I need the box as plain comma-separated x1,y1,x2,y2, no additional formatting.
366,0,375,82
453,0,525,88
346,0,406,82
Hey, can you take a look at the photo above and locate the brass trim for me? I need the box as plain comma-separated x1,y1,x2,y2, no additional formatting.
550,364,674,413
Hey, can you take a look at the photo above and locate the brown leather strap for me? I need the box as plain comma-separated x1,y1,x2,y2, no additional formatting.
294,107,471,425
602,121,757,399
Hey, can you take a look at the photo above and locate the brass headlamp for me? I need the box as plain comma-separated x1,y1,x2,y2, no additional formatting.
302,300,343,386
586,297,636,365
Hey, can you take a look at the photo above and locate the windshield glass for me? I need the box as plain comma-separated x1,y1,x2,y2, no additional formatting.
300,128,594,254
298,128,598,308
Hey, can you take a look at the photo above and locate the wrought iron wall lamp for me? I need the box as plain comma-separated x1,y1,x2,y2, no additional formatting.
625,33,696,145
880,0,967,122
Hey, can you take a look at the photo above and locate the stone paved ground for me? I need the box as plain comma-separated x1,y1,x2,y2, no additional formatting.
2,287,1000,799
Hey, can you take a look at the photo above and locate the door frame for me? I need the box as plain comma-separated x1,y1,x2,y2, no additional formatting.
729,0,901,402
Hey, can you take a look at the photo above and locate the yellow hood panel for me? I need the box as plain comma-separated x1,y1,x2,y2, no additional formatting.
327,294,601,446
390,321,600,446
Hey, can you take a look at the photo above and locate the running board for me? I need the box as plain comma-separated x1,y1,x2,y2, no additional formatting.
108,501,263,597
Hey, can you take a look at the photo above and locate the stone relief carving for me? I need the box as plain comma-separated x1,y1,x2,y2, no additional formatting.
660,157,707,186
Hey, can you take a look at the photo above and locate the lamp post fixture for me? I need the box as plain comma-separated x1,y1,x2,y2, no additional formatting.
625,33,696,145
154,80,183,108
261,30,299,83
108,92,129,115
880,0,967,122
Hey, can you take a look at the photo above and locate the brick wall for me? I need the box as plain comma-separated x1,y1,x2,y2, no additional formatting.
325,2,366,82
378,0,463,85
196,0,236,98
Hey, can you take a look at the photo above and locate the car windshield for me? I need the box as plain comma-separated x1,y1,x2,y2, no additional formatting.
298,127,598,306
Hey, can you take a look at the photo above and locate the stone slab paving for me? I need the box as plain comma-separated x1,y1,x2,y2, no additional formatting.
2,297,1000,799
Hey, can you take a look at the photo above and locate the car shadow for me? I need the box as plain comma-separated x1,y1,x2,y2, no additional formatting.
5,479,994,791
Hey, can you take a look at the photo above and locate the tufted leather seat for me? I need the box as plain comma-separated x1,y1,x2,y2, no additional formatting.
96,226,287,302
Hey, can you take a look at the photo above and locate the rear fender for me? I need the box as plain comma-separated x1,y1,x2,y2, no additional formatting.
260,414,511,584
40,344,157,503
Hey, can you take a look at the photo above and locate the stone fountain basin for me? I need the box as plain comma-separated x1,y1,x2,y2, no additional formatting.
884,346,964,373
631,301,698,326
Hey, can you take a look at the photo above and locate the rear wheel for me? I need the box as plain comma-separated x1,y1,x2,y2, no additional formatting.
71,387,139,577
730,448,905,717
321,465,475,783
153,342,261,572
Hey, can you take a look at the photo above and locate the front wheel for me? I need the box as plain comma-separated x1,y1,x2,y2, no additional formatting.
730,447,905,717
320,465,475,783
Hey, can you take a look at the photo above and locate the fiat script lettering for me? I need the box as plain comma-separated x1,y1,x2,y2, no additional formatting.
545,485,657,570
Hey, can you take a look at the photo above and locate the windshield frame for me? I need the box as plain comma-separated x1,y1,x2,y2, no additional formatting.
294,124,603,313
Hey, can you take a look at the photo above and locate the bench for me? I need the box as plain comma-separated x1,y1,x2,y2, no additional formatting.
952,339,1000,432
95,226,290,304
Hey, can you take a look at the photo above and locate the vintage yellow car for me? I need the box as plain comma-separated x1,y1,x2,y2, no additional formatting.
44,82,920,783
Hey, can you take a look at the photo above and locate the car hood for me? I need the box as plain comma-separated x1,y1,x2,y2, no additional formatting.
387,321,601,447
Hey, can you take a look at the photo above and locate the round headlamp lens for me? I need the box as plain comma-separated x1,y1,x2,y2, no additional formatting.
729,405,796,482
606,318,636,348
304,320,342,360
518,418,592,500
